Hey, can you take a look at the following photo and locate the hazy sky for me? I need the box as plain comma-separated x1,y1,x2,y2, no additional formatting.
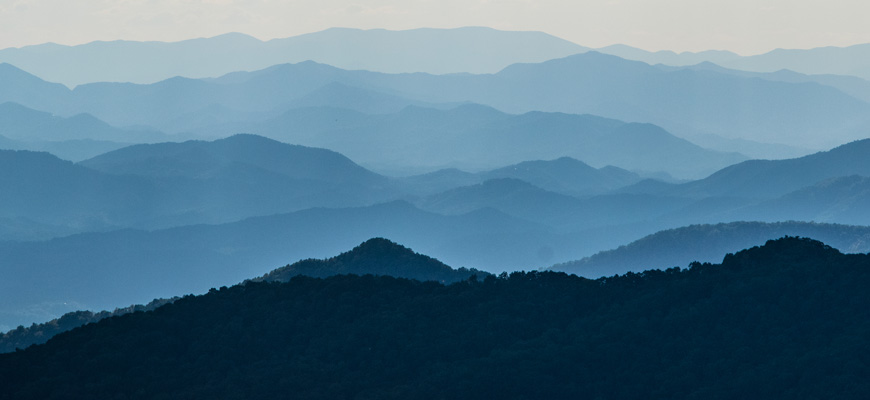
2,0,869,54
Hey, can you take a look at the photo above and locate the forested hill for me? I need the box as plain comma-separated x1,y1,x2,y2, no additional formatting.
0,238,482,353
1,237,869,399
257,237,487,283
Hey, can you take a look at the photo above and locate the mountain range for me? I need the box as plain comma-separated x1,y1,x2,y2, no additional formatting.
215,104,745,178
6,26,870,90
3,48,869,158
5,130,870,330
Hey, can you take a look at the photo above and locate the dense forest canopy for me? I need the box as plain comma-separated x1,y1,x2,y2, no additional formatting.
1,237,868,399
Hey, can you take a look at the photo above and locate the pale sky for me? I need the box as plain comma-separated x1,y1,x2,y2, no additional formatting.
2,0,869,55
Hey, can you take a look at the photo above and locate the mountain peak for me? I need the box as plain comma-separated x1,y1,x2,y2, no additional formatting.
723,236,842,270
260,238,483,283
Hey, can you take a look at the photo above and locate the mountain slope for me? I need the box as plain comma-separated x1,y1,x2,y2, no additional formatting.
80,133,387,185
1,237,868,398
733,175,870,225
0,63,70,112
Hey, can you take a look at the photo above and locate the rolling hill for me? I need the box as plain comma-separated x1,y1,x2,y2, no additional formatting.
0,135,404,240
552,221,870,278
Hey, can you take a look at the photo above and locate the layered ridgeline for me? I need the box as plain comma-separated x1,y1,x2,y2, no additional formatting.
6,134,870,329
412,178,693,231
0,27,588,86
397,156,642,197
1,237,868,399
552,221,870,278
598,42,870,81
3,50,869,160
6,26,870,93
0,238,484,353
0,132,655,242
0,201,583,331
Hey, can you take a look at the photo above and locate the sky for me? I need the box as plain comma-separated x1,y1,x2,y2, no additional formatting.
1,0,869,55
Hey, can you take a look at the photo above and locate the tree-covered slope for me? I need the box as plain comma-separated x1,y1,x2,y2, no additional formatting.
1,237,868,399
552,221,870,278
0,298,176,354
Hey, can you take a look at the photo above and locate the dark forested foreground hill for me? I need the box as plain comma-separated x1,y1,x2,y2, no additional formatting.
1,237,868,399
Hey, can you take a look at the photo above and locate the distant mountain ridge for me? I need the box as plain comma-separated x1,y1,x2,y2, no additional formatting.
228,104,745,179
598,42,870,80
4,50,867,155
399,157,643,197
0,27,587,87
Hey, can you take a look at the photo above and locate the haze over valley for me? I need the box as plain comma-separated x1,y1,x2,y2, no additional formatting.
2,14,870,398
